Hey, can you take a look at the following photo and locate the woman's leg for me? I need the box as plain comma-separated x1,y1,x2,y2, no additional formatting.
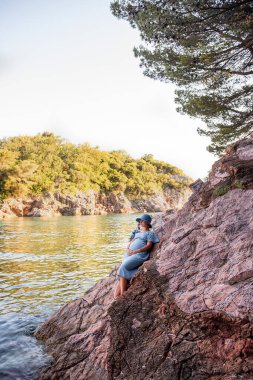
116,254,144,297
119,276,129,296
113,282,121,299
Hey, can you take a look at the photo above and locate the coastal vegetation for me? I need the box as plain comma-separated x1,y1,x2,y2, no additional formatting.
0,132,190,201
111,1,253,154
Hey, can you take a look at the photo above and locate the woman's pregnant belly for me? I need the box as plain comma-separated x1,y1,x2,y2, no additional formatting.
129,238,146,251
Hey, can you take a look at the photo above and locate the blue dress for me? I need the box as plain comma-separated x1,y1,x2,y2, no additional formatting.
129,228,140,240
117,230,159,280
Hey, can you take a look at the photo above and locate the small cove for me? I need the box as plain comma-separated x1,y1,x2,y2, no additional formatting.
0,214,139,379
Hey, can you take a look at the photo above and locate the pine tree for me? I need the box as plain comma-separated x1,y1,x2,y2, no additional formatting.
111,0,253,154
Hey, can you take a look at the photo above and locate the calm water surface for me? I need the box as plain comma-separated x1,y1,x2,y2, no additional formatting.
0,214,139,380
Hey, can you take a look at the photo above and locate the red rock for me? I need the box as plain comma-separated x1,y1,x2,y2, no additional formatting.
36,135,253,379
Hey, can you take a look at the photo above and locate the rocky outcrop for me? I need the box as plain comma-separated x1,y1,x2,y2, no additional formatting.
35,135,253,379
188,135,253,212
0,188,190,218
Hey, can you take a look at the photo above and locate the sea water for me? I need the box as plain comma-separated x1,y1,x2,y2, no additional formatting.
0,214,138,379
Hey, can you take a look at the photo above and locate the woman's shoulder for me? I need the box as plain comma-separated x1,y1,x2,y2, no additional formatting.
147,230,160,243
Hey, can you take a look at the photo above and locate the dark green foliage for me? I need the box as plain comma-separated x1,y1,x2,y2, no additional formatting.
213,184,230,197
234,180,245,189
111,0,253,154
0,133,190,200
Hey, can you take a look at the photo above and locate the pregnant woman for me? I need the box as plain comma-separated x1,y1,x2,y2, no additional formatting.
114,214,159,298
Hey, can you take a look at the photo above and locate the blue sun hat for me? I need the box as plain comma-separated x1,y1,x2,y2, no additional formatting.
136,214,152,227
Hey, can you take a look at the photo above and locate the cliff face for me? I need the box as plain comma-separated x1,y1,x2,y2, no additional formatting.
35,135,253,379
0,188,190,218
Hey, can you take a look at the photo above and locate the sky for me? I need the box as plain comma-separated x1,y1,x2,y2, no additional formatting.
0,0,216,180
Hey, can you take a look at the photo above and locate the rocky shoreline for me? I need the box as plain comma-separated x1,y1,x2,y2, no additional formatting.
35,135,253,379
0,188,190,218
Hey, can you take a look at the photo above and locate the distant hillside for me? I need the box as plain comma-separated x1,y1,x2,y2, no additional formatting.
0,132,191,201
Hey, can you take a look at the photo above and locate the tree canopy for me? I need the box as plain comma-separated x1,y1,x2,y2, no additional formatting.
0,133,190,200
111,0,253,154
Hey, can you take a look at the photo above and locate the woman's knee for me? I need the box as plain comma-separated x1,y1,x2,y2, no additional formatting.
124,260,142,271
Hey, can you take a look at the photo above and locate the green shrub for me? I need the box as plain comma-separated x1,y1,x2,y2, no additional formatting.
234,180,245,190
213,185,230,197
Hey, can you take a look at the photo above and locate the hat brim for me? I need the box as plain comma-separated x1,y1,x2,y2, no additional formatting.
136,218,152,228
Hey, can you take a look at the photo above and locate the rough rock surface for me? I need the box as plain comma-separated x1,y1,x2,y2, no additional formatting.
0,188,190,218
35,135,253,379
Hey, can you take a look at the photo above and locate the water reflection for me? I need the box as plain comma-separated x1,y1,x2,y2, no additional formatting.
0,214,140,314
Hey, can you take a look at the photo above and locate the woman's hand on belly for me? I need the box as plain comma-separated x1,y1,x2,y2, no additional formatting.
127,248,138,255
127,241,153,256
